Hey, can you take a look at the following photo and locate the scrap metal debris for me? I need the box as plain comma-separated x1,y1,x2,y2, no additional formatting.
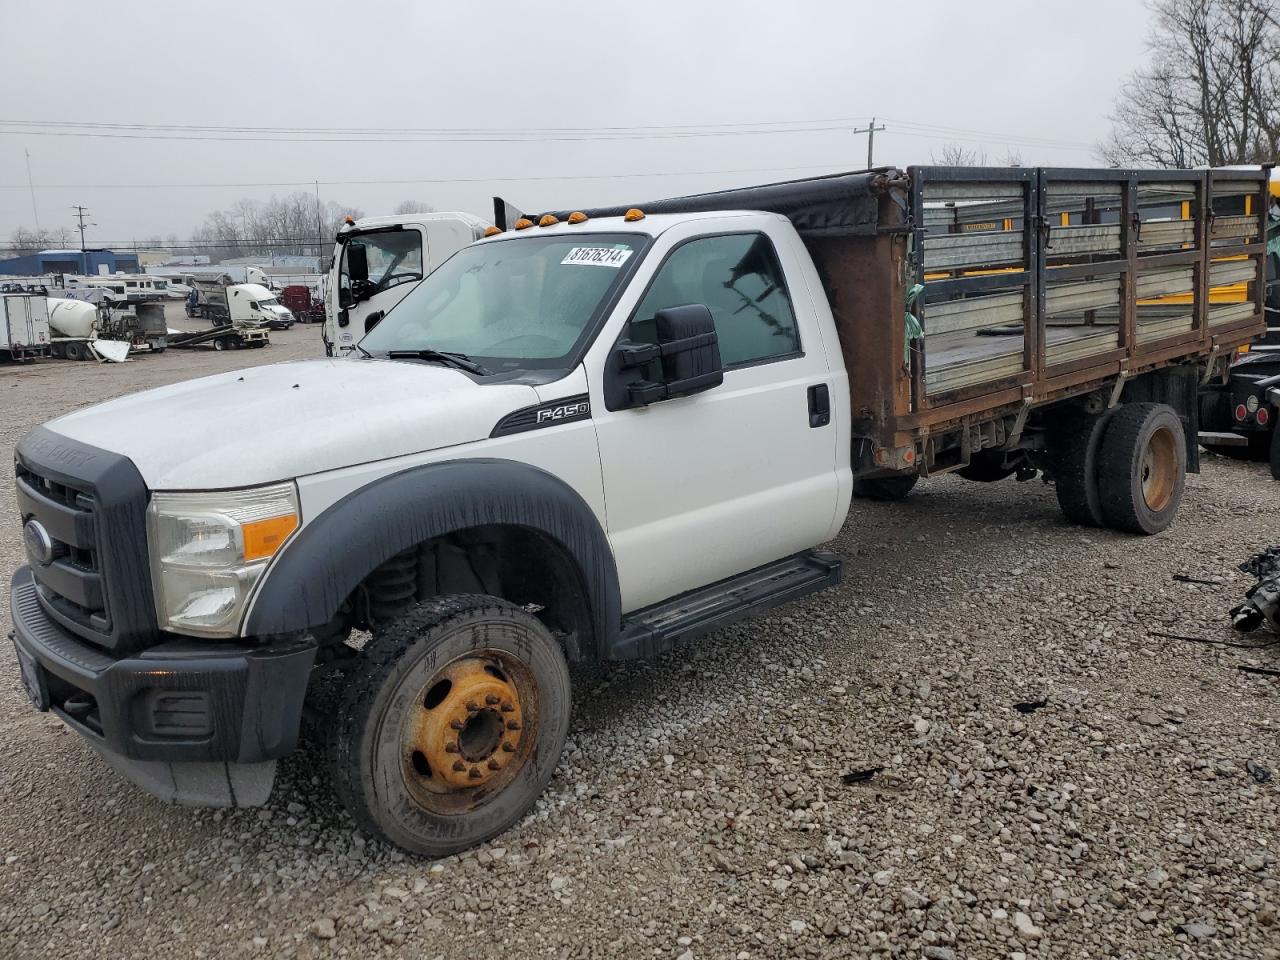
1231,547,1280,632
1173,574,1220,586
1013,700,1047,714
1246,759,1273,784
840,766,884,785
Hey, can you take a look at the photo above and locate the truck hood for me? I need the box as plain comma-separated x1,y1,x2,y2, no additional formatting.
44,359,538,490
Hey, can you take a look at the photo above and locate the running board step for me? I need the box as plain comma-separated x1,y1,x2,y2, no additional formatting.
610,550,842,660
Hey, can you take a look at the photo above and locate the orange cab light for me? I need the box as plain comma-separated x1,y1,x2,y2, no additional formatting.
538,214,559,227
623,208,645,222
568,211,588,224
514,218,534,230
483,226,503,237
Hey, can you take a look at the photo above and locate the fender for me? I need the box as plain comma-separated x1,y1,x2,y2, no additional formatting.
243,458,621,657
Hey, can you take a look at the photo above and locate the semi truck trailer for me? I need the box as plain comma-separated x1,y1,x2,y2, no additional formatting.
8,164,1267,856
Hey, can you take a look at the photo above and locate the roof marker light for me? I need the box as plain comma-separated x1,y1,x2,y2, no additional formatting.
568,211,588,224
514,218,534,230
343,215,354,225
624,208,645,222
483,226,503,237
538,214,559,227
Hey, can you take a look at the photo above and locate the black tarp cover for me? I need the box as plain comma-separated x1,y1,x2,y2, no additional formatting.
495,168,899,238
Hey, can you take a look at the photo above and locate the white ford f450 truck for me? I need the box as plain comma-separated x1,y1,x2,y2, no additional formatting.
9,166,1268,855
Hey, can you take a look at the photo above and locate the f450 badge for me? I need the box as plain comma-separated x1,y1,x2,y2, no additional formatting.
537,400,590,424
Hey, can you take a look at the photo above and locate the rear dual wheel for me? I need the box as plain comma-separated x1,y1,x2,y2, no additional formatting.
332,595,570,857
1052,402,1185,535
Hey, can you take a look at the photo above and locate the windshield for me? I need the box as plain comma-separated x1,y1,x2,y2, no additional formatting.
259,297,280,308
360,233,644,371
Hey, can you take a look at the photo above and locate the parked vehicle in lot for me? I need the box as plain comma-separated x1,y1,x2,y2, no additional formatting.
45,294,168,358
0,292,51,362
280,284,324,323
8,165,1267,856
324,211,489,357
188,277,293,328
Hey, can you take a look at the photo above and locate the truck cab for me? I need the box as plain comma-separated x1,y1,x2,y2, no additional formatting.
324,212,490,358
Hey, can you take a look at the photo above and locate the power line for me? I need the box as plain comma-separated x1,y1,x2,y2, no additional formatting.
0,160,849,191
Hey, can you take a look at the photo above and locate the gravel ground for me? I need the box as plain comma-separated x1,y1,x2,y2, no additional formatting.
0,319,1277,960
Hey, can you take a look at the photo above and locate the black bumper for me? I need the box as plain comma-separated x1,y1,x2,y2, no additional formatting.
10,566,315,771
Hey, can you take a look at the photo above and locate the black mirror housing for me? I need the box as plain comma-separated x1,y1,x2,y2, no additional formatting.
346,243,369,284
615,304,723,406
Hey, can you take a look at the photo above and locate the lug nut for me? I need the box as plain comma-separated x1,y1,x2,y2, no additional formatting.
466,700,480,712
506,720,521,731
452,760,466,772
468,767,482,779
485,694,500,705
487,758,501,771
500,701,514,712
449,719,464,730
502,741,515,752
444,742,459,753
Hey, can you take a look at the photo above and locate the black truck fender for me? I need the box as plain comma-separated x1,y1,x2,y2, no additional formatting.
243,458,622,658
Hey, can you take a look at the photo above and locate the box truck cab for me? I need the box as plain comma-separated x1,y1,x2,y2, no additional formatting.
324,212,490,357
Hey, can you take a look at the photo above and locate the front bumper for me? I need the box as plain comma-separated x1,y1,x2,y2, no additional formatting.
9,566,315,805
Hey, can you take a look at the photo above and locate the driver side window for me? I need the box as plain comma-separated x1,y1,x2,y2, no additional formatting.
630,233,800,366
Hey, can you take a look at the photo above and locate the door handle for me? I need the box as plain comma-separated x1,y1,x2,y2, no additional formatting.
807,383,830,428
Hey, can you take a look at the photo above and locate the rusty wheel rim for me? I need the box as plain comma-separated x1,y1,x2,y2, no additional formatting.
399,653,535,815
1140,425,1178,513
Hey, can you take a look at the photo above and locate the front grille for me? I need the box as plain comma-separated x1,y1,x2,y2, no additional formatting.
15,461,112,643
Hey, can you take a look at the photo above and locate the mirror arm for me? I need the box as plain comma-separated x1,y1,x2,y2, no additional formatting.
627,370,723,407
616,331,719,369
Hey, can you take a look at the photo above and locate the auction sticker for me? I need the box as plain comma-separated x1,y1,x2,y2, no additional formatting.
561,247,633,268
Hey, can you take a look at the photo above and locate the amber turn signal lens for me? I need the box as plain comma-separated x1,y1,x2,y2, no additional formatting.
242,514,299,562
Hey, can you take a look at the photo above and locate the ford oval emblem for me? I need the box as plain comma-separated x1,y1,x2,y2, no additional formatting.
23,519,55,566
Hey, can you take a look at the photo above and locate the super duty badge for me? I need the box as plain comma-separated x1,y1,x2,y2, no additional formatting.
491,395,592,437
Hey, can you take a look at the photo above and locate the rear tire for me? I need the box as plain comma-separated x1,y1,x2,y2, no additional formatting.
852,474,918,501
332,595,571,857
1049,411,1112,527
213,337,228,351
1097,402,1186,535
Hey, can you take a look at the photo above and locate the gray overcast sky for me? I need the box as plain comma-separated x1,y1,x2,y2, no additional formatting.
0,0,1154,243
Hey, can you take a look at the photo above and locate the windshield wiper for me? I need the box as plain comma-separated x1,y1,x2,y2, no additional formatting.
386,348,490,376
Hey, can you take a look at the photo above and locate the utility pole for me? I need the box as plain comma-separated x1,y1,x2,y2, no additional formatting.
72,205,93,274
315,179,323,261
24,149,40,232
853,117,886,170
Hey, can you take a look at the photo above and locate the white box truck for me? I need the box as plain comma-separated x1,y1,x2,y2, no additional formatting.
0,293,51,362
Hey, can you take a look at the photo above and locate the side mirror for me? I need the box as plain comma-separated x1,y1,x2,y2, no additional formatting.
614,304,723,407
346,243,369,284
364,310,385,333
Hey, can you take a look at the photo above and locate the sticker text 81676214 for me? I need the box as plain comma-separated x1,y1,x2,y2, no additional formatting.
561,247,633,268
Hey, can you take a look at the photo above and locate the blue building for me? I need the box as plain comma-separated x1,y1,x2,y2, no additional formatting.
0,248,141,277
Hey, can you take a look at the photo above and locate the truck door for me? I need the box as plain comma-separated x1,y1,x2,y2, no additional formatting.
329,227,426,357
588,222,841,612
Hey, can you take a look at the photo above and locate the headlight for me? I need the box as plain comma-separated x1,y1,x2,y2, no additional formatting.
147,482,299,637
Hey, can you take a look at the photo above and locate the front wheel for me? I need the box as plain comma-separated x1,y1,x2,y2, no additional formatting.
332,595,571,857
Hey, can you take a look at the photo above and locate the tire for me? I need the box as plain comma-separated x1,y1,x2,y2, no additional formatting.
331,595,571,857
213,337,227,351
956,451,1019,483
1049,411,1112,527
852,474,918,501
1270,428,1280,482
1097,402,1186,535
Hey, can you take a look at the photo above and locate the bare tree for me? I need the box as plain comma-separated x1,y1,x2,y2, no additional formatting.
1102,0,1280,166
932,143,988,166
191,193,365,262
393,200,434,214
